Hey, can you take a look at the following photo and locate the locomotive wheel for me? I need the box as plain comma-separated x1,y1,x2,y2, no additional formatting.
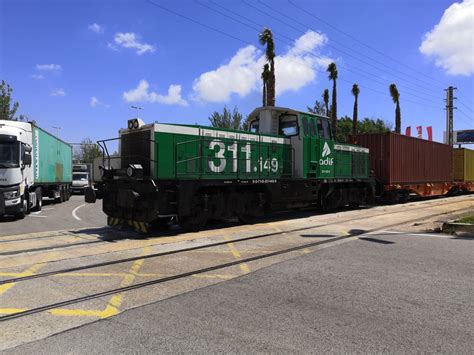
179,213,208,232
320,189,339,213
237,212,259,225
151,217,173,230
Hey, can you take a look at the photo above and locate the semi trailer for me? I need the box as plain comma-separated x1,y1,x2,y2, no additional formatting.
0,120,72,219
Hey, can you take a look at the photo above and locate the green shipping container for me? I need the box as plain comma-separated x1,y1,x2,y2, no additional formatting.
32,126,72,184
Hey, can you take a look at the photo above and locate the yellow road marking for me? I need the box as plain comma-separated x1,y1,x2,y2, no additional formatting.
224,237,250,274
0,254,56,295
0,308,27,314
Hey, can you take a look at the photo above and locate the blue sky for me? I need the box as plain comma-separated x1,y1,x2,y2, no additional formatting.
1,0,473,145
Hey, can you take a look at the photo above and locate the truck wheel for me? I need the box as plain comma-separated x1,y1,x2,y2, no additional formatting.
15,198,27,219
31,188,42,212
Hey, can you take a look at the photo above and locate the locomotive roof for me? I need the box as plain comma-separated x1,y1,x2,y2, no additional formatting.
248,106,329,119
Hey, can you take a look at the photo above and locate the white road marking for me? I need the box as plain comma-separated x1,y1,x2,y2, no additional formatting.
29,215,47,218
31,211,42,215
72,204,87,221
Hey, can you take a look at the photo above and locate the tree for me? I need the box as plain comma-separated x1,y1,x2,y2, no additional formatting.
208,106,243,130
259,28,276,107
79,138,102,163
389,83,401,134
336,116,391,143
261,64,270,106
327,63,338,137
351,84,360,137
323,88,330,116
0,80,20,121
307,100,326,115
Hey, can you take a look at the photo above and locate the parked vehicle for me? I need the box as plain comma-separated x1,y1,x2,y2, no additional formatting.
0,120,72,219
72,164,91,194
86,107,373,232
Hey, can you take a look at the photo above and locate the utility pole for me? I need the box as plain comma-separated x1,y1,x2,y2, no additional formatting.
444,86,457,146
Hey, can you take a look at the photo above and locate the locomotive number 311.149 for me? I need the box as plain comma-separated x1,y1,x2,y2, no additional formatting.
208,139,278,174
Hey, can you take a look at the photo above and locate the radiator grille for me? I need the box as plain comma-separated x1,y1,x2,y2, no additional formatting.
121,130,151,176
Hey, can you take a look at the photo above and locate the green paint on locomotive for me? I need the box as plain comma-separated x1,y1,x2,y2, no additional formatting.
151,125,293,180
120,107,369,182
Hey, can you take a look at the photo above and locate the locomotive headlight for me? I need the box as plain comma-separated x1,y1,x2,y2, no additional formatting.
133,120,139,129
128,120,134,129
126,164,143,178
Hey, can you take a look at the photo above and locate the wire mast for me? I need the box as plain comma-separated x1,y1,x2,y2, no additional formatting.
444,86,457,146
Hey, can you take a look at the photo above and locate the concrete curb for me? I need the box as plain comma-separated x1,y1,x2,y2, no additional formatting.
442,222,474,234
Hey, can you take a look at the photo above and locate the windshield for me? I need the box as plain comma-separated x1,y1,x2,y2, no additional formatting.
0,141,19,168
73,173,89,181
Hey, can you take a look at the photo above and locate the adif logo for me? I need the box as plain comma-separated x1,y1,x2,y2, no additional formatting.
322,142,331,157
319,142,334,166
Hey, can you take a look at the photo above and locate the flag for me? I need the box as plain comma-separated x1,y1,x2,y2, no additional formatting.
405,126,411,136
416,126,422,138
426,126,433,141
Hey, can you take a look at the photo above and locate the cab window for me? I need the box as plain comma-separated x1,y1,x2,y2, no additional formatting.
302,117,309,136
309,119,317,136
322,119,332,139
317,118,332,139
279,115,298,137
249,119,259,133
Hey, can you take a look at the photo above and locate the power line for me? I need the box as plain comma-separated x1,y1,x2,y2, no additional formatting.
286,0,450,88
247,0,445,96
146,0,445,115
206,0,444,103
457,95,474,113
146,0,248,45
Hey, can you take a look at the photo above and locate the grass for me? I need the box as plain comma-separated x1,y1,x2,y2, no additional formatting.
457,215,474,224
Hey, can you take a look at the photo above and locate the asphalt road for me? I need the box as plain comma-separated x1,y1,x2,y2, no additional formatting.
0,195,106,237
7,230,473,354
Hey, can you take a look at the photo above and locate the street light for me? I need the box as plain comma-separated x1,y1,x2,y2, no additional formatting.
52,126,61,137
131,106,142,119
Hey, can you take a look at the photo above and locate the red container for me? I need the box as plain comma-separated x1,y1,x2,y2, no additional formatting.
355,132,453,184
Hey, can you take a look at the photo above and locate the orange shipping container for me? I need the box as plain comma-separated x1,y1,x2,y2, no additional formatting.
355,132,453,185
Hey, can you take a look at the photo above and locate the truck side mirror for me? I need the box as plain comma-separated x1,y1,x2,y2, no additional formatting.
23,153,32,166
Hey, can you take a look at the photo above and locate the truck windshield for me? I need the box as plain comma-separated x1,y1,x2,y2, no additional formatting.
73,173,89,181
0,141,19,168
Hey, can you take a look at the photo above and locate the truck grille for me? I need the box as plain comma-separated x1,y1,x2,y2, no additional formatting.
121,130,151,177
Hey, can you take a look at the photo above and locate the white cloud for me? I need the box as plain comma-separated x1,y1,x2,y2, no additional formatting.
36,64,62,72
123,80,188,106
419,0,474,76
50,88,66,97
88,23,104,34
112,32,155,55
192,31,331,103
90,96,109,108
31,74,44,80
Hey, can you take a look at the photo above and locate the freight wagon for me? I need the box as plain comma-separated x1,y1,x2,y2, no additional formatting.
355,132,455,202
86,107,374,231
0,120,72,219
453,148,474,192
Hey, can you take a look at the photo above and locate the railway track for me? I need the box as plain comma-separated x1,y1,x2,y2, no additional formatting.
0,203,471,322
1,198,471,284
0,196,468,261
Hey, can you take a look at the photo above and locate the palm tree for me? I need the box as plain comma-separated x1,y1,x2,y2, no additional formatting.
323,89,329,116
261,64,270,107
389,84,401,134
259,28,276,106
351,84,360,137
327,62,338,137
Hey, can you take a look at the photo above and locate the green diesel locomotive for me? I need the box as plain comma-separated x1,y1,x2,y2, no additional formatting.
87,106,373,231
